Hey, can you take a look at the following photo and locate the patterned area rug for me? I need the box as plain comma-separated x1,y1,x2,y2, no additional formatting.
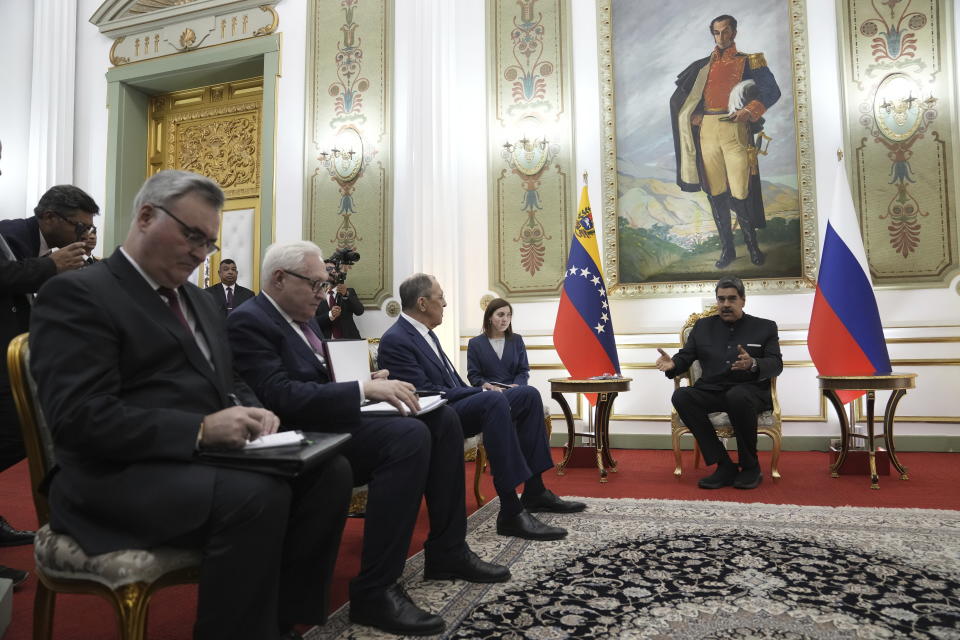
309,498,960,639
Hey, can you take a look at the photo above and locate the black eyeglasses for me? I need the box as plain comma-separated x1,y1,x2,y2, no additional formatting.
50,211,94,241
283,269,331,293
151,204,220,256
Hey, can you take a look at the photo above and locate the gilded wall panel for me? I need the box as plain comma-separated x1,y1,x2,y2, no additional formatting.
305,0,391,306
487,0,576,298
840,0,959,285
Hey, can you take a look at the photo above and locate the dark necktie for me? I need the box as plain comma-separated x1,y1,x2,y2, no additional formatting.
157,287,190,332
225,286,235,312
298,322,327,365
427,330,457,387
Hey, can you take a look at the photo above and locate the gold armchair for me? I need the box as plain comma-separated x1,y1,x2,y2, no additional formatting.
669,308,782,479
7,333,201,640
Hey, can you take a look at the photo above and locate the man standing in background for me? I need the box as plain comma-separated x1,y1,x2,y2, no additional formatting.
205,258,255,316
0,150,97,583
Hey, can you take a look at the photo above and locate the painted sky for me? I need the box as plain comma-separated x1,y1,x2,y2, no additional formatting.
611,0,798,183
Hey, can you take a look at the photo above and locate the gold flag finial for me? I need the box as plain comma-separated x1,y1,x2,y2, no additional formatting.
837,148,844,161
582,171,588,186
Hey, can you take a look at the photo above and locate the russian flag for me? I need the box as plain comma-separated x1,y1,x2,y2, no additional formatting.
553,186,620,404
808,163,891,403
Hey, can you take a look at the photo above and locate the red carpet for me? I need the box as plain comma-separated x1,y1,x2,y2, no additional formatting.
1,449,957,639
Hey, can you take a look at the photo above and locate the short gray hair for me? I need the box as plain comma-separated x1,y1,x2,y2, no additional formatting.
262,241,324,277
132,170,224,217
399,273,434,310
715,276,745,298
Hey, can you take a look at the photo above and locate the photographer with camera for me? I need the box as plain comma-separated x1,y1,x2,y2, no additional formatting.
316,247,364,339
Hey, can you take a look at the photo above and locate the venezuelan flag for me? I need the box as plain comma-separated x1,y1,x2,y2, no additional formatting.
808,164,891,403
553,185,620,400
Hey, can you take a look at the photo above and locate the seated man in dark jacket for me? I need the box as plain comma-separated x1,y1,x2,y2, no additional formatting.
656,276,782,489
227,242,509,637
29,170,351,640
378,273,585,543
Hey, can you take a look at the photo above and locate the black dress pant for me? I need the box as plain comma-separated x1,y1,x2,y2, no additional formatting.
175,455,352,640
671,384,770,470
342,405,467,601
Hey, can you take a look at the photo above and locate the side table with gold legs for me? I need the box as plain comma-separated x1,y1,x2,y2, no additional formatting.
549,377,632,483
818,373,916,490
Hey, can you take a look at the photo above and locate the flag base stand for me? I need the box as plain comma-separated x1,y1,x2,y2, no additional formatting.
829,445,890,476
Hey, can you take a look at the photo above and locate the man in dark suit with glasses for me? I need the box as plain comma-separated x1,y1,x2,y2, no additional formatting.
0,180,98,579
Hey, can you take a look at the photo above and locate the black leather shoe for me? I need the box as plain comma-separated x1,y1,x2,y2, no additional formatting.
521,489,586,514
424,549,510,583
279,629,303,640
0,565,28,588
496,510,567,541
349,584,445,636
734,465,763,489
0,516,34,547
697,463,739,489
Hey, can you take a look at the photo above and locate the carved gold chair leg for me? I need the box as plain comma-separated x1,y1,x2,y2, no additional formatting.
112,582,151,640
671,428,686,476
474,443,486,507
763,428,783,479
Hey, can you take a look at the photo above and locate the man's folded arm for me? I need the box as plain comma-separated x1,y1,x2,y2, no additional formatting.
29,275,204,462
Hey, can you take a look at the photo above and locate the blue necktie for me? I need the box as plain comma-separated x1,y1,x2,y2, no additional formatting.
427,330,457,387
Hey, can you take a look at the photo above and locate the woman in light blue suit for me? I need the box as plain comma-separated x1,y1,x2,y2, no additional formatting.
467,298,530,387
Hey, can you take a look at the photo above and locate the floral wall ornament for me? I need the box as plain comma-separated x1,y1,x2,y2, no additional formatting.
306,0,391,305
501,133,560,275
861,73,938,258
842,0,957,286
504,0,554,111
488,0,574,297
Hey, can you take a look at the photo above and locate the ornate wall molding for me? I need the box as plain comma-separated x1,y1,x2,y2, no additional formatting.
91,0,279,66
486,0,576,298
840,0,959,286
304,0,392,307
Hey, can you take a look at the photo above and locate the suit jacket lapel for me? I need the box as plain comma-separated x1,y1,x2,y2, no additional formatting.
106,252,224,397
181,284,231,397
399,317,450,381
255,295,330,379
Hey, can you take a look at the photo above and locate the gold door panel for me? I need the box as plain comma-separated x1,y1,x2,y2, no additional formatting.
148,78,263,290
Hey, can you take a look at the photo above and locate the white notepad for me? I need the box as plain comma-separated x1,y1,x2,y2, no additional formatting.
245,430,304,450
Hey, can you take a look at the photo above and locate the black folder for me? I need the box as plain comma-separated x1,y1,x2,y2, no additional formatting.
197,431,351,477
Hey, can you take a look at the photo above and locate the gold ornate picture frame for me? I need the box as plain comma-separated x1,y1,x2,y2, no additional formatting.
598,0,817,297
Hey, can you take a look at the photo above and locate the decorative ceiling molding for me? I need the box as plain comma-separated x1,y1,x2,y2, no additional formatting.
91,0,274,38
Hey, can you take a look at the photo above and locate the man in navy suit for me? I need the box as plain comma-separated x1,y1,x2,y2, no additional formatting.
227,242,509,637
0,176,98,580
205,258,255,316
378,273,585,542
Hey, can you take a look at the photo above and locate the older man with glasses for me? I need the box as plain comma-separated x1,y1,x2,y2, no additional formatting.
29,170,353,640
0,182,99,581
227,241,510,637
